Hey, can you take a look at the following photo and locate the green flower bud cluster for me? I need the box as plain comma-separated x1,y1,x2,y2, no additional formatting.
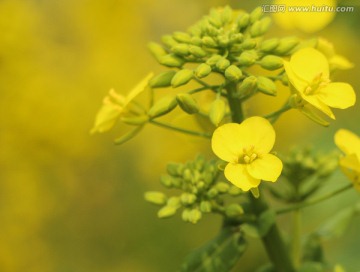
145,155,244,224
270,147,339,202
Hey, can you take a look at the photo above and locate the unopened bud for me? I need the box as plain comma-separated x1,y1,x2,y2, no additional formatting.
161,35,177,48
149,71,176,88
167,196,181,208
228,186,242,196
230,33,244,43
180,193,197,205
206,55,223,66
237,13,250,29
225,203,244,218
183,169,193,183
195,63,212,78
237,76,257,96
257,76,277,96
190,37,202,46
240,39,257,50
188,209,202,224
171,44,189,56
250,17,271,37
189,45,207,58
202,36,217,47
171,69,193,87
209,99,226,127
274,37,299,55
200,201,212,213
216,58,230,71
166,162,182,176
207,188,218,198
249,7,263,23
176,93,199,114
148,42,167,61
157,205,177,218
159,54,185,67
173,31,191,43
260,38,279,52
237,50,258,66
225,65,243,81
259,55,283,70
148,96,177,118
216,182,230,193
218,35,230,47
160,175,173,188
221,6,233,24
144,191,167,205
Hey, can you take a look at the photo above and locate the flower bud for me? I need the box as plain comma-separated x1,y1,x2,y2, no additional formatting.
166,162,182,176
237,50,258,66
218,35,230,47
171,69,193,87
171,44,189,56
216,58,230,71
121,115,149,126
206,55,223,66
209,99,226,127
176,93,199,114
221,6,233,24
189,45,207,58
207,188,218,198
148,95,177,118
183,168,193,183
173,31,191,43
149,71,176,88
225,65,243,82
260,38,279,52
237,13,250,29
250,17,271,37
147,42,167,62
195,63,212,78
230,33,244,43
160,175,173,188
228,186,242,196
259,55,284,70
240,39,257,50
236,76,257,96
202,36,217,47
274,37,300,55
190,37,202,46
257,76,277,96
188,209,202,224
180,193,197,205
225,203,244,218
215,182,230,193
144,191,167,205
181,208,191,222
159,54,185,67
157,206,177,218
200,201,212,213
161,35,177,47
249,7,263,23
167,196,181,207
208,16,222,28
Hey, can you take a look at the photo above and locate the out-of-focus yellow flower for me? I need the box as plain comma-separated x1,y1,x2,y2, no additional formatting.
284,48,356,119
91,73,153,133
273,0,336,33
316,38,354,70
211,117,283,191
334,129,360,190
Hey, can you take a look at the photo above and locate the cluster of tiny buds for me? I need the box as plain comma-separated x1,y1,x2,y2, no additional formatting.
145,155,245,224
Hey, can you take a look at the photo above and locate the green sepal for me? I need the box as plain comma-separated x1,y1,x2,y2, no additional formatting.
149,70,177,88
176,93,199,114
225,65,243,82
121,115,149,126
274,37,300,55
259,38,279,52
209,99,226,127
180,227,247,272
144,191,167,205
259,55,284,70
148,96,178,118
159,54,185,67
114,125,144,145
171,69,194,87
249,7,263,23
237,50,258,66
195,63,212,78
257,76,277,96
148,42,167,61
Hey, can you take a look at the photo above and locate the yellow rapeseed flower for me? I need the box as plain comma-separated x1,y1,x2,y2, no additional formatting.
211,116,283,191
284,48,356,119
273,0,336,33
334,129,360,191
91,73,153,134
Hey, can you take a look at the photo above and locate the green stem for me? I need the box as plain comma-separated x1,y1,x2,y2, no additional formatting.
263,103,292,123
276,183,353,215
225,82,295,272
291,209,301,268
150,120,211,139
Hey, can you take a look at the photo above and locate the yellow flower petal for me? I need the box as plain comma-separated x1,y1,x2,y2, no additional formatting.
91,103,122,134
335,129,360,156
290,48,329,83
284,60,308,93
224,163,260,191
317,83,356,109
330,55,354,70
247,154,283,182
241,117,275,154
124,73,154,106
339,154,360,191
211,123,245,163
301,95,335,119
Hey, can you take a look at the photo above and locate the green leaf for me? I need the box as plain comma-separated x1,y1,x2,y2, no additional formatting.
181,227,247,272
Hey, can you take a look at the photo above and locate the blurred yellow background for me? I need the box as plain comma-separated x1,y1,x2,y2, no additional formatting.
1,0,359,271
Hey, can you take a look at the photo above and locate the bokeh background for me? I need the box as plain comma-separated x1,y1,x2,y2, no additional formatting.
1,0,360,271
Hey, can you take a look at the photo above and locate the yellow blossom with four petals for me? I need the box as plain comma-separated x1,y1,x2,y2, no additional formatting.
211,116,283,191
284,48,356,119
334,129,360,191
